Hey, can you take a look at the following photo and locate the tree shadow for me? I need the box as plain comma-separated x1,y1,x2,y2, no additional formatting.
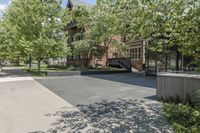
85,73,156,89
46,99,172,133
28,131,45,133
144,95,157,101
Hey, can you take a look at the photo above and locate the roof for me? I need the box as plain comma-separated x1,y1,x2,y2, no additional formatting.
67,0,73,9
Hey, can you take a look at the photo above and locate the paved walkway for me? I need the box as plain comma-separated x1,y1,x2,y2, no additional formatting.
0,68,77,133
0,68,172,133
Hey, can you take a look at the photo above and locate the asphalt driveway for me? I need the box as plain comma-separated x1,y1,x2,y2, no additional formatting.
35,74,173,133
36,73,157,105
0,68,172,133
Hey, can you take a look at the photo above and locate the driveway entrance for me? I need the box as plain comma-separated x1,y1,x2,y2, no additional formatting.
36,73,156,105
35,73,172,133
0,68,172,133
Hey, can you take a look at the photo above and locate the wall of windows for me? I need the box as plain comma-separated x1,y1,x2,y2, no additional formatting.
130,47,142,60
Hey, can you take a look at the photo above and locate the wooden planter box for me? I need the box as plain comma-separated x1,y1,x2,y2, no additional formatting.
157,73,200,102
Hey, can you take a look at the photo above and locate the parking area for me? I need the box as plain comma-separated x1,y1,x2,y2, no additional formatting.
35,74,172,133
0,68,172,133
36,73,157,105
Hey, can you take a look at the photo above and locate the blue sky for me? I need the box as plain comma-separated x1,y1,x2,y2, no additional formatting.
0,0,96,17
61,0,96,7
0,0,10,11
82,0,96,5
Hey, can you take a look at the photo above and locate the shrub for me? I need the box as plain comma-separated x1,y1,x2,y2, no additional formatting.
163,93,200,133
163,103,200,132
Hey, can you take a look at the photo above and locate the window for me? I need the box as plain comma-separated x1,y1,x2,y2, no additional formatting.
135,48,138,59
138,48,141,59
80,32,84,40
113,53,118,58
130,47,142,60
130,49,134,58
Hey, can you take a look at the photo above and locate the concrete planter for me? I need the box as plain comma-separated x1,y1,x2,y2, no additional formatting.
46,70,131,76
46,71,81,76
157,73,200,102
81,70,131,75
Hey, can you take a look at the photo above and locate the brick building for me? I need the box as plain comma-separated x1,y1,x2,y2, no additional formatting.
127,39,197,75
66,0,123,67
64,0,196,75
126,40,146,71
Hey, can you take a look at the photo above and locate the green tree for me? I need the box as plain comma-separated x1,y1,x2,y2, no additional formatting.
141,0,200,66
93,1,119,66
0,20,7,70
175,0,200,66
112,0,199,67
0,19,18,70
4,0,69,71
68,6,106,67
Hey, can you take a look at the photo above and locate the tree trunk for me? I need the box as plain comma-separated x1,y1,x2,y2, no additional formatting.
176,51,180,73
29,56,32,70
105,39,112,67
58,59,60,66
86,49,91,67
16,57,20,66
105,47,109,67
0,59,2,71
37,60,41,72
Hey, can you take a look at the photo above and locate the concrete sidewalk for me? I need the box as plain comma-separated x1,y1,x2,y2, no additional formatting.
0,77,77,133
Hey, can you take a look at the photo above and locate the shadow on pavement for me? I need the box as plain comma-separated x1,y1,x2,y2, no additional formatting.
144,95,157,101
85,73,156,89
45,99,171,133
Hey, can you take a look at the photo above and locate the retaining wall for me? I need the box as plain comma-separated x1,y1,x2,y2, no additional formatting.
157,73,200,102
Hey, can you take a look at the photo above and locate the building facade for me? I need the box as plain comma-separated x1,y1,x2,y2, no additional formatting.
65,0,122,67
126,40,146,71
127,40,196,75
63,0,196,75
